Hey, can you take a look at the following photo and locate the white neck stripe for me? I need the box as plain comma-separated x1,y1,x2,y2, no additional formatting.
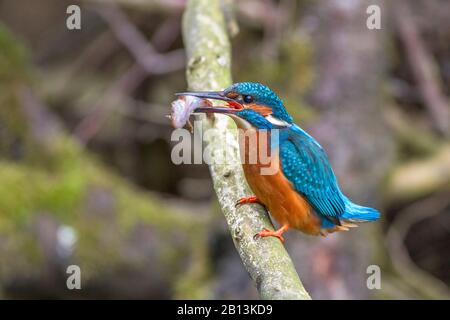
265,114,290,127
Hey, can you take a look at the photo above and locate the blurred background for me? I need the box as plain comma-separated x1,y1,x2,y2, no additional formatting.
0,0,449,299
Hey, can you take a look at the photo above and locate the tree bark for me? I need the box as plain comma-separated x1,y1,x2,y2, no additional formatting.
182,0,311,300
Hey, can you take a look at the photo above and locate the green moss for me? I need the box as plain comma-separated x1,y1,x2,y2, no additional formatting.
0,135,210,291
0,23,29,83
0,18,211,299
173,227,211,299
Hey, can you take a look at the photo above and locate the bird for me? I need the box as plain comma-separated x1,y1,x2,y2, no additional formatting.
177,82,380,242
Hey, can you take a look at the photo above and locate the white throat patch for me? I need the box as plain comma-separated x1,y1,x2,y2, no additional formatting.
265,115,290,127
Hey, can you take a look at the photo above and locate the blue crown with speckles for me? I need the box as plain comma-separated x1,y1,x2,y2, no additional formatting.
225,82,293,123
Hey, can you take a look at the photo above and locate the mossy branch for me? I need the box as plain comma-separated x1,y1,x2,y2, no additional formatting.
182,0,310,300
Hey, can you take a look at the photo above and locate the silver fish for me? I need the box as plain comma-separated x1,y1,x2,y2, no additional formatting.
169,96,211,129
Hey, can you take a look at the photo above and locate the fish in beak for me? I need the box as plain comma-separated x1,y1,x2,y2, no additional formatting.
175,91,243,113
169,90,243,130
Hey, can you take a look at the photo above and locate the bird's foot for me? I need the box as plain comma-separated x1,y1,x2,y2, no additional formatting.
254,225,289,243
235,196,260,208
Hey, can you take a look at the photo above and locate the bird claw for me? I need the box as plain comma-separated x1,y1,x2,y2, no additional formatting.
254,228,285,243
235,196,259,208
274,234,285,243
253,228,270,240
253,226,288,243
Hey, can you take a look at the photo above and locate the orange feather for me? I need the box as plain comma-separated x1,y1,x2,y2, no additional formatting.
247,104,273,116
238,127,324,236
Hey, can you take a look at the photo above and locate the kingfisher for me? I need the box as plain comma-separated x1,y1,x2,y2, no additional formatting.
177,82,380,242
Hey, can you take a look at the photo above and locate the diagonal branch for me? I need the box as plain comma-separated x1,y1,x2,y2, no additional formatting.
75,4,185,143
394,0,450,136
182,0,311,300
96,3,185,74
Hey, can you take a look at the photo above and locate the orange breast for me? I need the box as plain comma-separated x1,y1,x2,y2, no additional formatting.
237,127,323,235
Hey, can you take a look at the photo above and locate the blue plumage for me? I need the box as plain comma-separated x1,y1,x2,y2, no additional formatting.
280,127,344,216
280,124,380,227
228,82,380,229
181,81,380,236
226,82,293,123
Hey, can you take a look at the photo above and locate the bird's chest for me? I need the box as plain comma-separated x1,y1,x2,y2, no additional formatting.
237,128,319,234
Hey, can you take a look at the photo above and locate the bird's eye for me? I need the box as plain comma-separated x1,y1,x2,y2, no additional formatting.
243,95,254,103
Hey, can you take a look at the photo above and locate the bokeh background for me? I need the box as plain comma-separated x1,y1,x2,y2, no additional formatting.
0,0,449,299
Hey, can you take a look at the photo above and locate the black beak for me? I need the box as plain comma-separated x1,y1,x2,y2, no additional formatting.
175,91,240,113
175,91,233,102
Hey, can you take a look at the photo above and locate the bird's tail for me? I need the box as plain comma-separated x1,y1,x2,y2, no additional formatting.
320,197,380,235
341,197,380,222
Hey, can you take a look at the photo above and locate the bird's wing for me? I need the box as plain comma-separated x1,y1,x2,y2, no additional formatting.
279,125,346,220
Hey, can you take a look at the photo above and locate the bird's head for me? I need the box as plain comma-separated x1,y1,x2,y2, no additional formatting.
177,82,293,129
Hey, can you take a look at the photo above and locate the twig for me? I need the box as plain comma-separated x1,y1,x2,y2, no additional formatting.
385,144,450,203
385,193,450,299
54,30,119,93
150,15,182,51
97,4,185,74
86,0,186,13
75,4,185,142
394,1,450,136
182,0,310,300
74,63,147,142
18,86,61,147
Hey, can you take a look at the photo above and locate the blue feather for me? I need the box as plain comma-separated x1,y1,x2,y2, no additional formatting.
341,197,380,221
280,124,380,227
223,81,381,229
227,82,293,123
